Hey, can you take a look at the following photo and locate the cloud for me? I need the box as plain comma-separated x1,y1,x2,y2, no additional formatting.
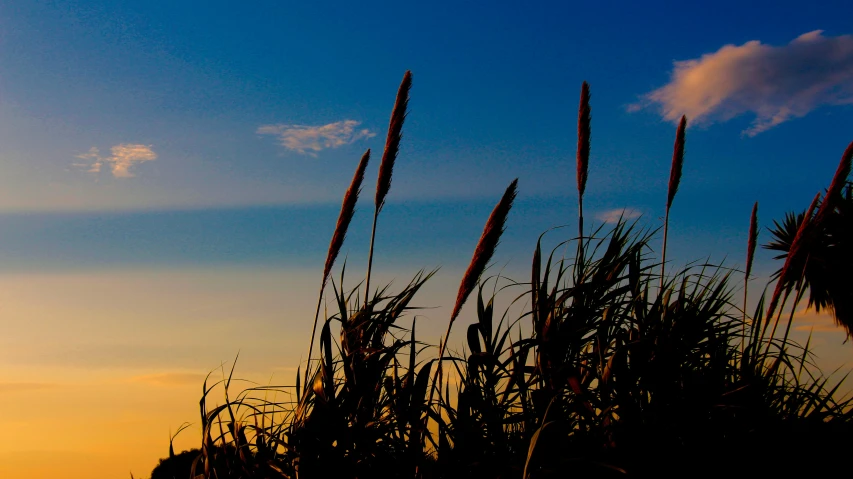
633,30,853,136
257,120,375,155
73,147,103,173
596,208,642,224
108,144,157,178
74,144,157,178
794,306,845,334
129,372,207,386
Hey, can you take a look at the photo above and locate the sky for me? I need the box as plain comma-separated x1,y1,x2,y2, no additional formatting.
1,1,853,477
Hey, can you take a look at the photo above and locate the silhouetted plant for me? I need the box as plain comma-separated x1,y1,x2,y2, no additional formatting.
163,76,853,479
765,142,853,336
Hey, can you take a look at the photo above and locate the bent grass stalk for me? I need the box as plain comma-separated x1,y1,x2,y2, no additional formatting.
431,179,518,404
812,141,853,227
763,143,851,345
765,192,820,335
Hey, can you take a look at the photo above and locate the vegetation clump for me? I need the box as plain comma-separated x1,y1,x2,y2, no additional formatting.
156,72,853,478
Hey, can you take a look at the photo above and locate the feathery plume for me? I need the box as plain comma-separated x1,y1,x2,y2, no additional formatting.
576,81,591,244
450,179,518,323
306,149,371,388
742,201,758,351
813,141,853,226
322,149,371,287
745,202,759,281
432,178,518,405
667,116,687,209
375,70,413,212
366,70,413,299
766,192,820,321
576,82,591,199
661,116,687,288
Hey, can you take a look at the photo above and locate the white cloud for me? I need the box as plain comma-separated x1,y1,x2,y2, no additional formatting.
633,30,853,136
596,208,642,224
74,144,157,178
257,120,375,155
108,144,157,178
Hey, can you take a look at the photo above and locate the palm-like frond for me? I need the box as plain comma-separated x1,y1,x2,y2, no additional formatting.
764,182,853,336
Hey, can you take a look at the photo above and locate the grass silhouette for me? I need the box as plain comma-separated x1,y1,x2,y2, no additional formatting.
150,73,853,479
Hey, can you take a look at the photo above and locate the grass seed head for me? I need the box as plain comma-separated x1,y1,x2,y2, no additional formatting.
667,115,687,209
451,179,518,323
323,149,371,287
576,81,591,198
746,201,759,279
813,140,853,226
375,70,412,212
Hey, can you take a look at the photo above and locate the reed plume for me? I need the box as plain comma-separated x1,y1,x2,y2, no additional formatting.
765,192,820,322
660,115,686,289
305,148,371,388
576,81,591,240
742,201,758,350
365,70,412,299
432,178,518,402
813,141,853,227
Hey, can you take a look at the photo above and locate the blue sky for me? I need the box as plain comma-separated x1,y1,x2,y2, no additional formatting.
1,0,852,267
1,2,853,476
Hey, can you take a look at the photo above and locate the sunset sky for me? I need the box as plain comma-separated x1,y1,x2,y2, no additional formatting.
1,1,853,477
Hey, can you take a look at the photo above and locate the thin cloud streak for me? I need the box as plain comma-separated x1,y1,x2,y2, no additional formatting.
257,120,375,155
74,144,158,178
633,30,853,135
794,306,846,334
73,147,103,173
596,208,642,224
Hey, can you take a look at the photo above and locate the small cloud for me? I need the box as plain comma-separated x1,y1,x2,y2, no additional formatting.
129,372,207,387
794,306,845,333
0,382,58,394
73,144,157,178
108,144,157,178
596,208,642,224
257,120,375,155
73,147,103,173
633,30,853,135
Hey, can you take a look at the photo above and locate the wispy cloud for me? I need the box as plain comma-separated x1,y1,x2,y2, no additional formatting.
596,208,642,224
129,372,207,386
794,306,845,334
257,120,375,155
74,144,158,178
632,30,853,136
72,147,104,173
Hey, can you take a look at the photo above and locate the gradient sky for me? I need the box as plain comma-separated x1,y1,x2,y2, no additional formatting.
1,1,853,477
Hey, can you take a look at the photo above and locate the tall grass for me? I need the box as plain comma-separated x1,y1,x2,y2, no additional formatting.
172,75,853,479
660,115,686,289
365,71,412,301
742,201,758,352
576,81,590,242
